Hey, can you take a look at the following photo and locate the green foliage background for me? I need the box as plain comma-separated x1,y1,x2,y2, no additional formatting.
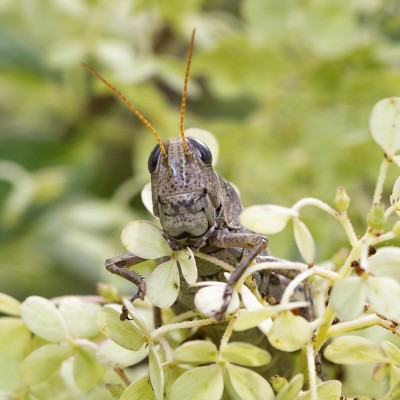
1,0,400,300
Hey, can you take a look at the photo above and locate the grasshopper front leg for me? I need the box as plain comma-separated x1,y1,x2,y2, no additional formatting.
209,230,268,320
105,252,146,320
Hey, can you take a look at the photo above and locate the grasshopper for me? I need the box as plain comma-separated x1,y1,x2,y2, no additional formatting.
82,31,297,323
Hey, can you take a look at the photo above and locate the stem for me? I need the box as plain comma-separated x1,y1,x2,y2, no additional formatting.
338,212,359,247
152,317,216,338
292,197,338,217
370,231,395,245
314,242,363,352
280,267,338,305
280,269,315,305
158,336,174,361
372,157,391,206
292,197,358,246
338,238,363,279
328,310,400,337
327,314,380,337
309,317,323,331
166,310,197,324
312,267,340,281
220,312,237,348
239,261,308,287
376,315,400,335
313,304,335,353
194,251,234,272
113,367,131,386
384,205,394,219
306,343,318,400
72,338,98,350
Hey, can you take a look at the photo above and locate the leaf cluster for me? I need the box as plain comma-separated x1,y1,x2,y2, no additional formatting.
2,0,400,298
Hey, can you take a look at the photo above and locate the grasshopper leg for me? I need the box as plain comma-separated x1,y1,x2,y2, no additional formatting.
105,252,147,320
210,231,268,320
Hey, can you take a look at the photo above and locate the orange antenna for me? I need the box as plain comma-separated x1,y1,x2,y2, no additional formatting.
179,29,196,154
81,62,166,155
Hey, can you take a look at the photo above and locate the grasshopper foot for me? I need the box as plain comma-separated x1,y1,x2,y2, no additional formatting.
120,306,130,321
214,284,234,321
119,288,146,321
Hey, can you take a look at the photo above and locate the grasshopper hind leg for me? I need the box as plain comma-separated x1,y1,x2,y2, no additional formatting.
105,252,147,320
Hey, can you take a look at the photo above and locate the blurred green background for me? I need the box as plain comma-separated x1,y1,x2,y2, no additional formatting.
1,0,400,300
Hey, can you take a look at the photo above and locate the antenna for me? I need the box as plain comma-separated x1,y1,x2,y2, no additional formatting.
81,62,166,155
179,29,196,154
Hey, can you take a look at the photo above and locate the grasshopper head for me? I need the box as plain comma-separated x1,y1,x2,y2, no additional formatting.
148,136,221,246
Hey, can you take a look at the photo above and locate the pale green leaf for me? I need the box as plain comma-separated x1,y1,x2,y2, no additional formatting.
293,219,316,265
121,220,171,259
382,341,400,366
170,364,223,400
0,356,21,393
121,374,156,400
174,340,218,364
20,344,69,386
233,308,275,332
301,5,358,57
390,366,400,388
226,364,274,400
97,339,149,368
21,296,69,342
0,293,20,316
267,312,312,352
242,0,295,39
106,383,125,399
0,389,16,399
324,336,385,364
176,247,197,285
240,285,273,335
59,297,101,339
276,374,304,400
147,259,180,308
194,284,240,317
298,380,342,400
141,182,154,216
0,318,31,357
370,97,400,157
366,276,400,320
240,205,296,235
392,176,400,210
97,306,145,351
368,247,400,282
315,380,342,400
221,342,271,367
73,345,105,391
330,277,366,320
121,299,152,337
382,379,400,400
149,345,164,400
164,365,187,399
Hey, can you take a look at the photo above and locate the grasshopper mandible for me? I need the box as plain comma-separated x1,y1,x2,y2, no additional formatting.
82,30,289,322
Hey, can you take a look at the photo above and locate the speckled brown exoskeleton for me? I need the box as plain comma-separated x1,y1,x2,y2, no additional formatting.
82,30,300,324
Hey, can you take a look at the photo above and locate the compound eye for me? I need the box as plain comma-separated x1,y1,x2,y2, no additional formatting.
148,144,162,173
187,137,212,165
